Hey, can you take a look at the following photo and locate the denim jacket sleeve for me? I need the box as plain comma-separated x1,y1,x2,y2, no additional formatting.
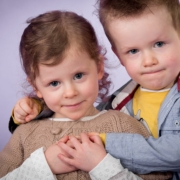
106,133,180,174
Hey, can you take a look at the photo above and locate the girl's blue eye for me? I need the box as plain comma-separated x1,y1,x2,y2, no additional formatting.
50,81,60,87
74,73,83,80
155,41,164,48
128,49,139,54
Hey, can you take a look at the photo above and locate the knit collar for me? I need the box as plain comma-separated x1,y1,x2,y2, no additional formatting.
48,110,107,122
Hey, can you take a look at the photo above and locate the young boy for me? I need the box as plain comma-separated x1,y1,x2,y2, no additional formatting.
9,0,180,179
94,0,180,178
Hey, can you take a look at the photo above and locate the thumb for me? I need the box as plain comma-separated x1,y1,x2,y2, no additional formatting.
26,97,34,109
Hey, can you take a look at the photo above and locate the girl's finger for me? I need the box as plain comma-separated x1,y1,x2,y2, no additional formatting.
57,135,69,144
57,141,76,157
58,153,76,167
80,133,91,143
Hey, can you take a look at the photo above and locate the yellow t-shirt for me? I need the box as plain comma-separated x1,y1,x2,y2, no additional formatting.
133,87,169,138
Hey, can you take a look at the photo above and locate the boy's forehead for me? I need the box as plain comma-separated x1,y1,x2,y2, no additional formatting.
107,6,173,47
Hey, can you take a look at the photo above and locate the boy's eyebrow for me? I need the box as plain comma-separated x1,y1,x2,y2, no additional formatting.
120,32,167,52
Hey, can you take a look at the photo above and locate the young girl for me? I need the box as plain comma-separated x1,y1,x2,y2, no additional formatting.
0,10,168,180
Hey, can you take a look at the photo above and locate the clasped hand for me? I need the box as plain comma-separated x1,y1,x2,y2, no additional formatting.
45,132,106,174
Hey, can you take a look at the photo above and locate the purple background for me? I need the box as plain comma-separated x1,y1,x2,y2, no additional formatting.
0,0,130,151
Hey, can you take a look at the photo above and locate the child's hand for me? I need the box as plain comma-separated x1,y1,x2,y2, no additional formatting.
13,97,40,124
57,133,107,172
45,136,77,174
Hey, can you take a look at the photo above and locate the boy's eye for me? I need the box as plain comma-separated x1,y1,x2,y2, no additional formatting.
154,41,164,48
128,49,139,54
50,81,60,87
74,73,83,80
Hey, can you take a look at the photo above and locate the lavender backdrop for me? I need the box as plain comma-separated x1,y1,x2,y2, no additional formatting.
0,0,130,151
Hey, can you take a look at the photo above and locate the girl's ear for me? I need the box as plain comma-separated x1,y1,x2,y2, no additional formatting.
27,77,43,98
98,55,104,80
35,90,43,99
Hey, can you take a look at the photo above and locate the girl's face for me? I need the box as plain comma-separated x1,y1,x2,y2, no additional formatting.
34,48,104,120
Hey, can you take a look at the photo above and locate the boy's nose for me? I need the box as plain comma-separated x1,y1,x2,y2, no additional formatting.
63,84,78,98
142,53,158,67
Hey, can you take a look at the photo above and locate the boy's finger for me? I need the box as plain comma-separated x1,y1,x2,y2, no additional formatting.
25,103,40,122
14,105,28,116
88,132,99,136
89,135,103,145
14,115,26,124
13,111,27,123
19,102,32,115
25,114,36,122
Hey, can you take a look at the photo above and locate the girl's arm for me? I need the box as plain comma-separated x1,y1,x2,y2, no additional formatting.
0,148,56,180
1,125,77,179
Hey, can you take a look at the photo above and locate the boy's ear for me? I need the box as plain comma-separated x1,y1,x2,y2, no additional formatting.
111,46,118,57
111,46,124,66
98,55,104,80
27,77,43,98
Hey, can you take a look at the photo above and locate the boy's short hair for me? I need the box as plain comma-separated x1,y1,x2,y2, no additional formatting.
97,0,180,46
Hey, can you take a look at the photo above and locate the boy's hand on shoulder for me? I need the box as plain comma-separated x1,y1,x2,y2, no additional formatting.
13,97,40,124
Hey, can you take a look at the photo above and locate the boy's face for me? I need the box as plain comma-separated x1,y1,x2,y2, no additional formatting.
108,6,180,90
34,48,103,120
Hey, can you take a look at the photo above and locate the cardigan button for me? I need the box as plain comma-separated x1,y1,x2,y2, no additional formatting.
51,128,62,135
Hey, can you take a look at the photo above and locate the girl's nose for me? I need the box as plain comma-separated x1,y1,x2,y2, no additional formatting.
63,84,78,98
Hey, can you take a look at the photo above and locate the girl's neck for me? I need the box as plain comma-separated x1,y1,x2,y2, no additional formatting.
52,106,100,120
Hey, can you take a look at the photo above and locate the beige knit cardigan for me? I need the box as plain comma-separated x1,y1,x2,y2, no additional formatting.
0,110,172,180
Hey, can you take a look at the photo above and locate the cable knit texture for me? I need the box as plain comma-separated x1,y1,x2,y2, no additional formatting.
0,110,172,180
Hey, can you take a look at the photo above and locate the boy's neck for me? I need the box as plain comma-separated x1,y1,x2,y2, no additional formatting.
140,86,170,93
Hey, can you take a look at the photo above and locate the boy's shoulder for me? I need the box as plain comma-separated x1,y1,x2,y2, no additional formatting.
106,110,150,138
96,79,137,111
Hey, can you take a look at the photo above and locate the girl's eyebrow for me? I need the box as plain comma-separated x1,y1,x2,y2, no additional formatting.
121,46,138,52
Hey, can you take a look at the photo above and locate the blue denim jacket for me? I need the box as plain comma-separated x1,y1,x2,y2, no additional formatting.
97,79,180,179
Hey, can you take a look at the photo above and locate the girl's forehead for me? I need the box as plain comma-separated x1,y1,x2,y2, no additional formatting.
39,50,95,71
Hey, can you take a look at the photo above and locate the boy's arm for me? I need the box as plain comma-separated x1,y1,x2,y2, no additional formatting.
96,79,132,111
8,117,19,133
8,97,41,133
105,133,180,174
9,97,53,133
